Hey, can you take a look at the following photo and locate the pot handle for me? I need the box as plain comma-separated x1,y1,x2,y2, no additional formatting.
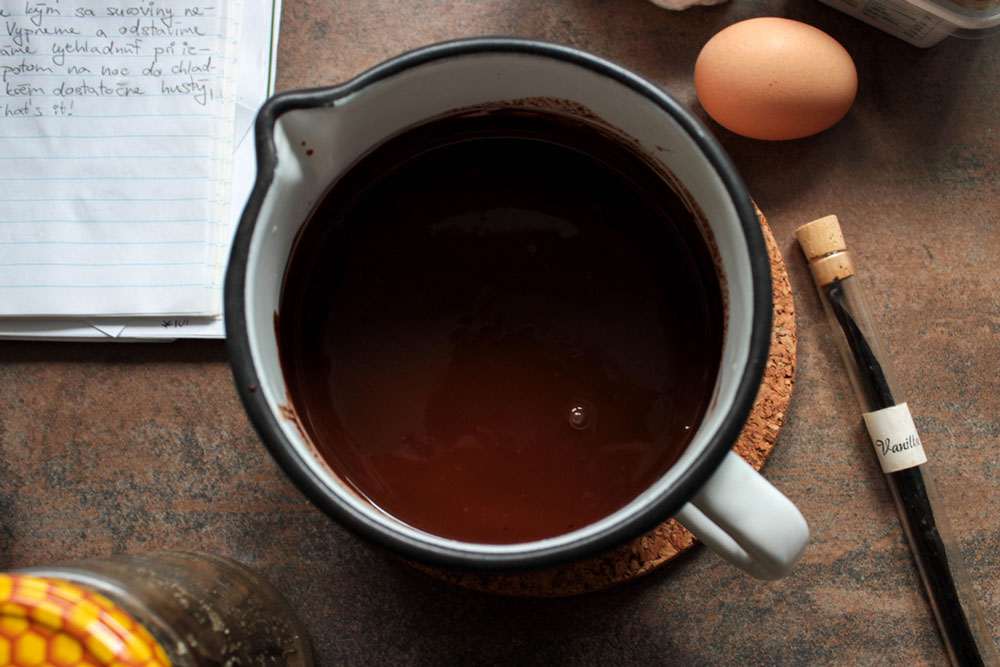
674,451,809,580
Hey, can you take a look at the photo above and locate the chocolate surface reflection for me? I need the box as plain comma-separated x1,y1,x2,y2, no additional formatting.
278,109,723,544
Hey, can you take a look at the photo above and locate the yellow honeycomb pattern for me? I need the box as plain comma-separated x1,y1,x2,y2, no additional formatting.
0,574,171,667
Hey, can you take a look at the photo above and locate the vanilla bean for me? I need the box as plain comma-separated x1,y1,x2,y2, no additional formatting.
826,280,982,666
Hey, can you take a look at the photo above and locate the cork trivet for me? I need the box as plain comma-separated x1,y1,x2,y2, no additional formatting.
411,205,796,596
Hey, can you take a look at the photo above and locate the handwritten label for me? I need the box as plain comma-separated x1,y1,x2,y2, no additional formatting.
862,402,928,473
0,0,241,317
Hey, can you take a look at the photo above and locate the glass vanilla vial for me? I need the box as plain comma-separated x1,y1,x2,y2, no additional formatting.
797,215,998,667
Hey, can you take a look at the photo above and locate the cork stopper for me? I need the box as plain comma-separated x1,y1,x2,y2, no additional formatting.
795,214,854,286
795,214,846,261
809,252,854,286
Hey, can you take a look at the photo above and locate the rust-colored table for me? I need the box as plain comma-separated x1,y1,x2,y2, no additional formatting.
2,1,998,664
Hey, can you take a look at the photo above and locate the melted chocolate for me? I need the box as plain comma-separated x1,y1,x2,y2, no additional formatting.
278,109,723,544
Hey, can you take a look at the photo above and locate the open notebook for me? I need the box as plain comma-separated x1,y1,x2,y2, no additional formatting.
0,0,281,339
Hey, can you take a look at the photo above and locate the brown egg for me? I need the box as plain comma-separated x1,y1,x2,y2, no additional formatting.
694,18,858,141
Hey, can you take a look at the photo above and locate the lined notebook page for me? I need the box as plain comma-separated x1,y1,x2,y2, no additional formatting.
0,0,242,316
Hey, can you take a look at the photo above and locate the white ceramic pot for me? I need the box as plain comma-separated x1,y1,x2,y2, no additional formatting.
225,38,808,579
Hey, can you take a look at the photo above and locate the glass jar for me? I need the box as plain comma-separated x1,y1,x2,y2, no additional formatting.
1,550,313,666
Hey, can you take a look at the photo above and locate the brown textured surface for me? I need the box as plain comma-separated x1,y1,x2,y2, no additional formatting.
412,206,796,597
1,2,999,665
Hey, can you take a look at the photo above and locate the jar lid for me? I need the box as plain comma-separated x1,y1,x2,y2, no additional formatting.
0,573,171,667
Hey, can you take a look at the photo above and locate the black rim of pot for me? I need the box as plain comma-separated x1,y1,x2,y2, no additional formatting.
224,37,772,572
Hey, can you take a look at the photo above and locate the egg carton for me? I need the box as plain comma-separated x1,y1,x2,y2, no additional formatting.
818,0,1000,46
